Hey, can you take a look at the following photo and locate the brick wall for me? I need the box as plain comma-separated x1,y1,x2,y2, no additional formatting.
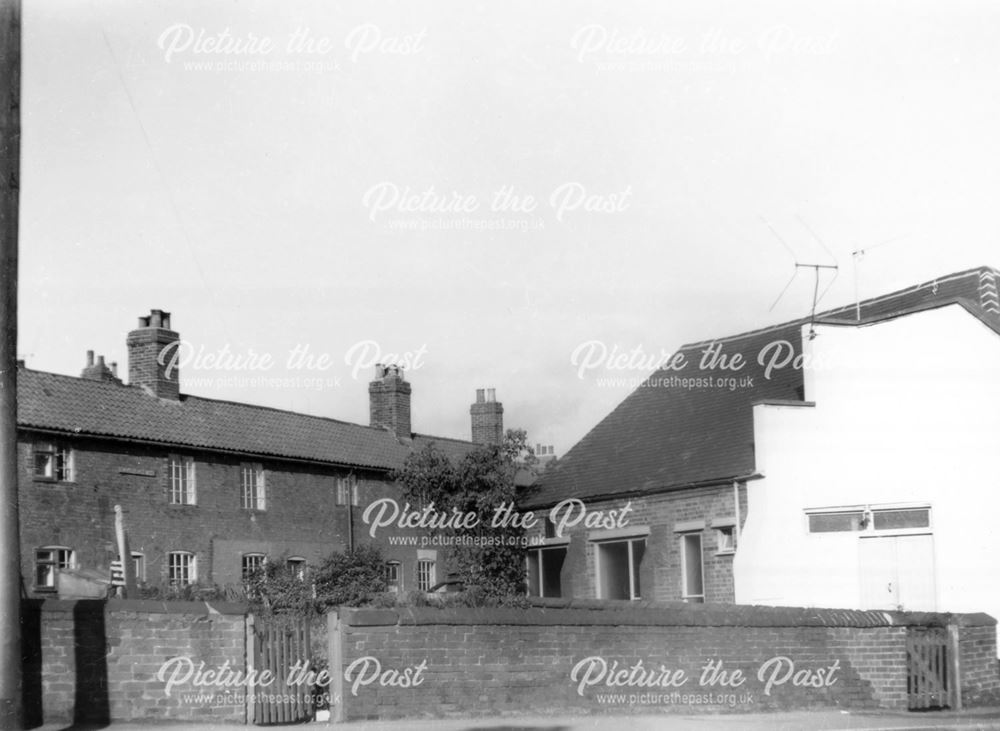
328,601,998,720
17,434,419,594
959,624,1000,706
23,599,248,724
527,482,747,602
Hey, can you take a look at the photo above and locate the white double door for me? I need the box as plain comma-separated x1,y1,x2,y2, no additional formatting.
859,534,937,611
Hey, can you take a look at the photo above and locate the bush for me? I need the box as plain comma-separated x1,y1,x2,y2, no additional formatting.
312,545,388,611
244,545,388,619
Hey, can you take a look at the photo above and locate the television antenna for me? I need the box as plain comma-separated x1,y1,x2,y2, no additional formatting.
762,215,839,338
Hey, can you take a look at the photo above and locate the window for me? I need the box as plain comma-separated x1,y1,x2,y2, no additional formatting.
35,547,73,589
543,516,557,539
680,533,704,603
384,561,401,593
242,553,266,581
526,546,567,598
168,551,196,586
715,526,736,554
416,559,436,592
287,557,306,580
132,552,146,583
169,457,196,505
33,442,73,481
336,476,358,506
808,511,865,533
872,508,930,531
241,463,266,510
806,505,932,534
595,538,645,600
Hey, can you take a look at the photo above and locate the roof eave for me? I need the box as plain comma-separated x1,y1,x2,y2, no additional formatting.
521,472,763,510
16,424,397,474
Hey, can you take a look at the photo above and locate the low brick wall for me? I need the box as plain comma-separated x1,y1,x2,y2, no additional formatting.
22,598,248,725
328,600,998,720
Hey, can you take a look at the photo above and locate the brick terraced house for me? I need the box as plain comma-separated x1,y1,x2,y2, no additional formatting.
17,309,507,598
522,266,1000,632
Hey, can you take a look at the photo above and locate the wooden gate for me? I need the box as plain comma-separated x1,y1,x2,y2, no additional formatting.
906,626,951,710
248,614,314,725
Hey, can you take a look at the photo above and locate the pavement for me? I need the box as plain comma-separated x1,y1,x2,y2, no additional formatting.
29,708,1000,731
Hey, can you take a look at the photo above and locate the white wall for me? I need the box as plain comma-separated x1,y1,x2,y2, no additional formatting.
734,305,1000,630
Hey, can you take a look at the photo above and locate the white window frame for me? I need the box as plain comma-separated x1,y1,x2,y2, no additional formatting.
384,561,402,593
416,559,436,592
241,463,266,511
593,537,645,601
286,557,306,581
242,553,266,581
679,532,705,603
35,546,74,589
336,476,359,507
713,518,737,555
526,544,568,598
168,551,197,586
805,503,932,536
169,457,196,505
33,442,74,482
131,551,146,583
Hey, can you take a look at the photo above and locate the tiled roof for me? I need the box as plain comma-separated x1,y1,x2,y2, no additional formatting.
17,368,477,471
528,266,1000,508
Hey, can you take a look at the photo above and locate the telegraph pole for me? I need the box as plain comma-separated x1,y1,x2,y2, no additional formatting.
0,0,21,727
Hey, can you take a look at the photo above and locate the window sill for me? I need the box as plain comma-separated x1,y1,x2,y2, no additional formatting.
715,549,736,557
33,477,75,485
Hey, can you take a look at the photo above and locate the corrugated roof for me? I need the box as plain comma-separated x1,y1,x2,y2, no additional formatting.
17,367,477,471
528,266,1000,507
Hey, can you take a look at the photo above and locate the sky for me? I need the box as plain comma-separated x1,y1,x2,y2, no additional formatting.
16,0,1000,454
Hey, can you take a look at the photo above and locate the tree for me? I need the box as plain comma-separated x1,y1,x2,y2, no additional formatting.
392,429,538,601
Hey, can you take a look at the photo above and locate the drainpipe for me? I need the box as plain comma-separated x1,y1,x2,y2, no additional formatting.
347,500,354,553
347,476,355,552
733,480,742,545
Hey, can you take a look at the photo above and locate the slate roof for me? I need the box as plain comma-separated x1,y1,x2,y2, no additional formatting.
527,266,1000,508
17,367,476,472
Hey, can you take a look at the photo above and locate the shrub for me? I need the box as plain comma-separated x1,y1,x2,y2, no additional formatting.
311,545,387,611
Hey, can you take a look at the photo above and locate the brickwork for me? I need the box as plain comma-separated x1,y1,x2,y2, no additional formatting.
23,599,247,724
368,366,412,439
959,624,1000,705
330,603,998,720
17,433,421,594
527,482,747,602
470,389,504,446
126,310,180,399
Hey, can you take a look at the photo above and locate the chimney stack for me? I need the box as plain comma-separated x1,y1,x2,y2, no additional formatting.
81,350,122,384
470,387,503,446
127,309,180,399
369,364,412,440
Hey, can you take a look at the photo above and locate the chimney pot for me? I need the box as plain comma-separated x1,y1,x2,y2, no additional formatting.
110,361,118,377
86,350,94,367
487,388,496,402
476,388,485,404
97,355,105,367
